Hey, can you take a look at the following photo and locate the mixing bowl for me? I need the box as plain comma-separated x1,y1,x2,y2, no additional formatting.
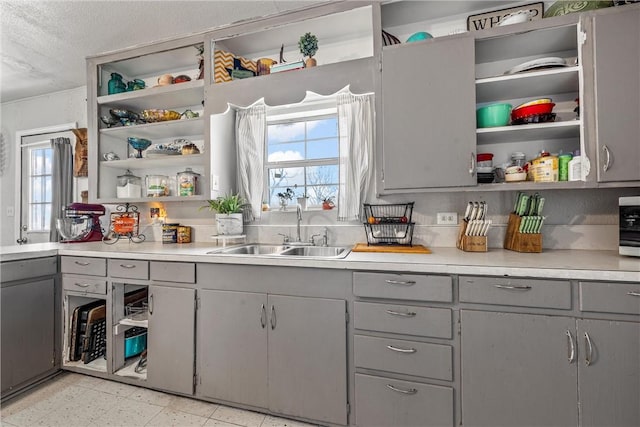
476,103,512,128
56,217,93,241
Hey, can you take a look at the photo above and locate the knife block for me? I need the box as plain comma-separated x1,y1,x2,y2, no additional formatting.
504,213,542,253
456,220,487,252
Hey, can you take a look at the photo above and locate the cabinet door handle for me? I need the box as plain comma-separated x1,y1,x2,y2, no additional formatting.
469,152,476,175
149,294,154,315
602,145,611,172
386,384,418,395
73,283,90,288
584,332,594,366
566,330,576,364
386,344,417,354
260,304,266,329
386,309,417,317
270,305,276,330
74,261,90,266
385,279,416,286
627,291,640,297
494,284,532,291
119,264,136,269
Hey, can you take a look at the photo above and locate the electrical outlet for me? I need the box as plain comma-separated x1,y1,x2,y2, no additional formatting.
211,175,219,191
437,212,458,225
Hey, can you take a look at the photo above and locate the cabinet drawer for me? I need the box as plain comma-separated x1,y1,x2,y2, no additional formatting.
353,272,452,302
108,259,149,280
150,262,195,283
61,256,106,277
580,281,640,315
62,274,107,295
1,257,57,283
355,373,453,427
354,301,452,339
459,276,571,309
354,335,452,381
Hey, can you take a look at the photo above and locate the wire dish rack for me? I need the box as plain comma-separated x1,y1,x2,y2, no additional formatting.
363,202,415,246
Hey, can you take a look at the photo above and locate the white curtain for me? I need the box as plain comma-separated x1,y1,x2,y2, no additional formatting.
49,137,73,241
337,92,375,222
236,103,266,220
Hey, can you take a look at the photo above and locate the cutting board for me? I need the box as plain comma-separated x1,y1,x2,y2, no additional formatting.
352,243,431,254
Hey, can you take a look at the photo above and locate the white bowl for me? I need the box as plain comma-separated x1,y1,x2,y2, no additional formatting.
505,172,528,182
477,166,494,173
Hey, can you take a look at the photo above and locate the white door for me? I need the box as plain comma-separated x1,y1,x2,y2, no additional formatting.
17,125,76,244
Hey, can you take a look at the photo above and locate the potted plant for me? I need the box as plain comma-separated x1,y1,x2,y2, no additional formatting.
201,193,246,235
277,187,295,211
322,196,335,210
298,32,319,68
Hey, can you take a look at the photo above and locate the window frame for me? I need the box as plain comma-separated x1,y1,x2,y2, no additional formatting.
24,141,53,233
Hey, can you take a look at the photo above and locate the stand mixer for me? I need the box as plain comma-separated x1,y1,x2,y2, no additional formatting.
56,203,106,243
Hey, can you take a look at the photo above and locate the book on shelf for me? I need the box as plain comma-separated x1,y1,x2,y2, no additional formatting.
270,60,305,73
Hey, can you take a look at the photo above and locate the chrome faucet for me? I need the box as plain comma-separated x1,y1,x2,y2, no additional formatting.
296,203,303,243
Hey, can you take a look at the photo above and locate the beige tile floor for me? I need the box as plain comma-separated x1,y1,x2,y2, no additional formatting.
1,373,317,427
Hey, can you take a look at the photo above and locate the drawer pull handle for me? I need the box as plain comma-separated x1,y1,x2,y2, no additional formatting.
627,291,640,297
386,309,417,317
74,283,90,288
74,261,90,266
584,332,594,367
494,284,532,291
386,345,417,354
386,384,418,395
385,279,416,286
119,264,136,269
566,330,576,364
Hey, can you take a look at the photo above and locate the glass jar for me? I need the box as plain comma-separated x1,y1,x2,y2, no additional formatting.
108,72,126,95
511,152,527,168
146,175,169,197
176,168,200,197
116,170,142,198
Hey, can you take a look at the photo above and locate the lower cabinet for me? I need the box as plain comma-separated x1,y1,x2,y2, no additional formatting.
198,290,348,425
1,257,58,398
461,310,640,427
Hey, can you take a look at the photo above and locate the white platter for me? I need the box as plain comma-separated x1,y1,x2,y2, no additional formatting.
505,57,567,75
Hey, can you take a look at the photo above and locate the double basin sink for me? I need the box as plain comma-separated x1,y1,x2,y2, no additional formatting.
207,243,351,259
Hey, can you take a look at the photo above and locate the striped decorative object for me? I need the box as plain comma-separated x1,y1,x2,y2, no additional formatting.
214,50,257,83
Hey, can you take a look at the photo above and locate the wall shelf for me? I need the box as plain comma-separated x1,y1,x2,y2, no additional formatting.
477,120,581,145
100,117,204,140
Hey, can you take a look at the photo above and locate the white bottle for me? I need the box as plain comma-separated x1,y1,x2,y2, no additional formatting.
568,155,582,181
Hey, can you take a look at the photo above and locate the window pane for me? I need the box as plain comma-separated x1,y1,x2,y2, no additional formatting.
44,148,53,174
43,204,51,230
268,122,305,144
307,185,338,205
30,205,42,231
307,118,338,139
306,165,338,185
44,176,52,202
267,142,305,162
31,177,43,202
308,138,338,160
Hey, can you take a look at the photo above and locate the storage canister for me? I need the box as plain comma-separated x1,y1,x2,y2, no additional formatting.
162,223,179,244
177,226,191,243
116,170,142,199
176,168,200,197
558,154,573,181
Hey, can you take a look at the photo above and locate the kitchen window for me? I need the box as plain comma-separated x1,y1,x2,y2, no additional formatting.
23,141,53,232
265,111,339,208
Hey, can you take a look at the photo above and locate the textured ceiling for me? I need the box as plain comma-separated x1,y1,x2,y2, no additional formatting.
0,0,320,103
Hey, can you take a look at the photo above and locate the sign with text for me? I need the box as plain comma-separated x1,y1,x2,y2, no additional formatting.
467,3,544,31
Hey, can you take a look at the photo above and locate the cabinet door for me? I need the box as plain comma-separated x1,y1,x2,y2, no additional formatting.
1,278,55,394
381,35,476,190
147,285,195,395
197,290,268,408
592,9,640,182
268,295,347,425
577,319,640,427
460,310,577,427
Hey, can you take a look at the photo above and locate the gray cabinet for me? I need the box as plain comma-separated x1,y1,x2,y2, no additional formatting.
590,7,640,182
1,257,58,398
379,35,476,191
577,319,640,427
198,290,348,425
460,310,578,427
147,285,195,395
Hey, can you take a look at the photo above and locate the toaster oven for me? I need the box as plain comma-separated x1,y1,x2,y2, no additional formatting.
619,196,640,257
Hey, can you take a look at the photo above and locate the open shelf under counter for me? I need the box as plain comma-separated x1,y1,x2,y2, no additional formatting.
476,66,580,103
477,180,594,191
101,153,206,170
477,120,581,145
63,357,107,373
114,356,146,381
97,79,204,111
114,311,148,335
100,117,204,140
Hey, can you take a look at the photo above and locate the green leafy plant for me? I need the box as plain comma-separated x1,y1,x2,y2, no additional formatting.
298,32,319,58
277,187,295,202
200,193,246,214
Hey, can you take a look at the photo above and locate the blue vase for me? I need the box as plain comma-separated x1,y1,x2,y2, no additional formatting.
108,72,126,95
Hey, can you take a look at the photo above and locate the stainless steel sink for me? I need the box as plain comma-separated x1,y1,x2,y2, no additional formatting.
207,243,351,259
279,246,351,259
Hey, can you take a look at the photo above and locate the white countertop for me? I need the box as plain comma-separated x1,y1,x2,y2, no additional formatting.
2,242,639,282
